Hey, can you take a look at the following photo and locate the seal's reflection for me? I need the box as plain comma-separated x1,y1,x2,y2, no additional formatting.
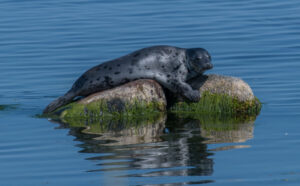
55,113,255,178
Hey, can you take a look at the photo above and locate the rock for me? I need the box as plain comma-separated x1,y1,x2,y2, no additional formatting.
79,79,166,108
190,74,255,102
46,74,261,120
167,74,255,103
0,104,17,111
170,74,261,116
51,79,167,120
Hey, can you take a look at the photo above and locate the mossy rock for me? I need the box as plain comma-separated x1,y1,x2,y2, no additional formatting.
44,79,166,121
170,91,261,117
44,74,261,121
170,74,261,117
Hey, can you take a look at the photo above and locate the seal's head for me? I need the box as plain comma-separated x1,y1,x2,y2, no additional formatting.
186,48,213,75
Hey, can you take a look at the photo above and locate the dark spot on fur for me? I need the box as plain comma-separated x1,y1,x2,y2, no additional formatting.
114,72,120,75
103,65,107,69
161,65,165,68
167,74,171,78
133,52,140,57
117,64,120,67
179,70,182,74
73,74,88,89
165,49,172,54
104,76,113,87
175,52,179,56
96,78,100,81
110,81,114,84
89,80,93,83
128,68,133,74
108,67,112,70
173,64,181,72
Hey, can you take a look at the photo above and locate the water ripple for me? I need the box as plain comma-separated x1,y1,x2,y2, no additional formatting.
2,0,300,185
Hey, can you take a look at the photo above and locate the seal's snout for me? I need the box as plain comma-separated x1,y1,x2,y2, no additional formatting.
206,62,213,69
203,61,213,70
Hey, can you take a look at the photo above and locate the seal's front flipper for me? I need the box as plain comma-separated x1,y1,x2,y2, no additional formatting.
156,78,200,102
176,81,200,102
183,89,201,102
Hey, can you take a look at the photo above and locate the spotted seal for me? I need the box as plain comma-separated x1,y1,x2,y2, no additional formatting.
43,45,213,113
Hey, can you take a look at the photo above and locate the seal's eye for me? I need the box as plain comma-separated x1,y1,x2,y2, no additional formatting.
196,56,202,61
205,53,211,61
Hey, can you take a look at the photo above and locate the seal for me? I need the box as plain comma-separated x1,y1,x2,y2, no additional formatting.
43,45,213,113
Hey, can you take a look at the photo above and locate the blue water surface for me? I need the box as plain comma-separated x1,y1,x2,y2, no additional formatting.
1,0,300,185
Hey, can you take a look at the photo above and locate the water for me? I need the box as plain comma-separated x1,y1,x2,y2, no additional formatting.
1,0,300,185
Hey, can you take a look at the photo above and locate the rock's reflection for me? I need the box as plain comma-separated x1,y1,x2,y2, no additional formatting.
169,116,255,152
194,116,255,144
92,115,166,146
53,113,256,178
201,122,254,144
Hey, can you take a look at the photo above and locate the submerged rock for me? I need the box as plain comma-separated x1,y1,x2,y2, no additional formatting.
45,74,261,120
0,104,17,111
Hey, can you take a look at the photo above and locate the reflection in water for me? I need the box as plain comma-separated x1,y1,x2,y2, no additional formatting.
200,120,254,144
209,145,251,152
92,115,167,146
53,114,256,184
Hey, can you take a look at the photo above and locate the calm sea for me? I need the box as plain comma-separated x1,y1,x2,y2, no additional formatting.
1,0,300,185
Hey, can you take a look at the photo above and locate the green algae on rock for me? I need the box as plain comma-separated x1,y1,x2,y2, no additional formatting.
44,79,167,121
170,74,262,117
44,74,261,121
170,91,261,117
57,99,165,125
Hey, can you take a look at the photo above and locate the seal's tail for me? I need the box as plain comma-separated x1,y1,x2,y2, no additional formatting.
43,92,75,114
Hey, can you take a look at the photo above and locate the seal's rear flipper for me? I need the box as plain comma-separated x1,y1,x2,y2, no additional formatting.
43,92,75,114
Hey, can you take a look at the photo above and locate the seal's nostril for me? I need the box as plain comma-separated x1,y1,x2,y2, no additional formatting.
207,63,213,69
